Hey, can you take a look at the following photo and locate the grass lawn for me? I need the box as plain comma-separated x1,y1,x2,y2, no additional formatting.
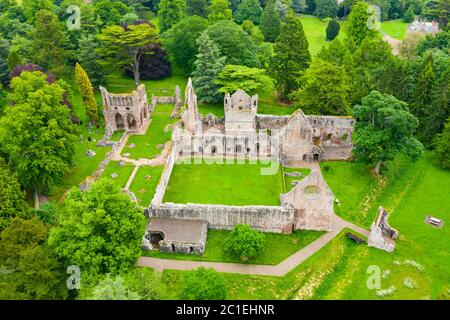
282,167,312,193
100,161,135,189
145,229,324,265
124,104,177,159
320,161,379,228
163,161,284,206
380,19,409,40
129,165,165,207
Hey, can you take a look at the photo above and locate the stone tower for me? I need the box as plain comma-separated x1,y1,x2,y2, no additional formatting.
224,90,258,133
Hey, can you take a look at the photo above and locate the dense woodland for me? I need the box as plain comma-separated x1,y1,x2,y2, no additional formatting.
0,0,449,300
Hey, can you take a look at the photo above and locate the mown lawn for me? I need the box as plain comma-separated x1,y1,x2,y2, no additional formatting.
100,161,135,189
163,161,284,206
145,229,324,265
129,165,165,207
380,19,409,40
159,154,450,300
124,104,177,159
282,167,312,193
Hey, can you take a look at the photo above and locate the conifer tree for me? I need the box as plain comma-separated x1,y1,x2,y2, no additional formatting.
260,0,281,42
270,12,311,99
192,32,226,103
75,63,99,124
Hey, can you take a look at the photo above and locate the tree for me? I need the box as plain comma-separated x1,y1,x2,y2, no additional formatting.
315,0,337,19
270,12,311,99
158,0,185,33
215,64,273,95
403,5,414,23
326,19,340,41
242,19,256,35
235,0,263,24
291,0,306,13
260,0,281,42
434,116,450,169
305,0,316,14
352,90,424,175
192,32,226,103
123,43,172,80
0,37,10,85
93,0,132,27
0,217,66,300
346,1,379,45
0,71,78,198
75,63,99,124
30,10,67,77
186,0,210,18
182,267,227,300
0,157,29,231
275,0,290,20
48,179,146,275
224,224,266,260
206,20,260,67
422,0,449,31
293,59,350,115
208,0,232,23
416,31,450,56
87,275,141,300
162,16,209,76
22,0,55,22
97,23,159,86
78,35,105,87
399,31,424,60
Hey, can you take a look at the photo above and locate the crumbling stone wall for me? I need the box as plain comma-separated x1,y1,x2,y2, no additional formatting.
368,207,399,252
151,142,177,206
150,203,295,233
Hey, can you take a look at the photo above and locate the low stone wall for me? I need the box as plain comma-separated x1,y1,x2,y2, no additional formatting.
150,143,177,206
150,203,294,233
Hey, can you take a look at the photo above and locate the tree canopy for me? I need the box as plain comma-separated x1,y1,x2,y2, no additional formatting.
215,64,273,95
182,267,227,300
224,224,266,260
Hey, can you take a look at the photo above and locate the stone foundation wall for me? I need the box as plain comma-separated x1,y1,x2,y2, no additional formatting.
150,203,294,233
151,143,177,206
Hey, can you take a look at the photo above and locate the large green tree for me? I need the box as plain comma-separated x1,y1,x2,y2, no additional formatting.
422,0,449,31
0,71,78,198
0,217,66,300
77,35,105,87
434,115,450,169
260,0,281,42
0,37,10,84
75,63,99,124
206,20,260,67
215,64,273,95
182,267,227,300
48,179,146,275
235,0,263,24
0,157,29,231
93,0,132,27
293,59,350,115
208,0,232,23
224,224,266,260
97,23,159,86
186,0,210,18
352,90,424,174
270,12,311,99
315,0,338,19
346,1,379,45
22,0,55,22
162,16,209,76
158,0,185,33
30,10,67,77
192,31,226,103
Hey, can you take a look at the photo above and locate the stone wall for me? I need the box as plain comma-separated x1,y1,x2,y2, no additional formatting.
150,203,295,233
150,142,177,206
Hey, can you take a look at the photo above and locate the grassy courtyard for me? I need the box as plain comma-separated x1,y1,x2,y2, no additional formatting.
124,104,177,160
163,161,285,206
100,161,135,189
282,167,312,193
129,165,165,207
145,229,324,265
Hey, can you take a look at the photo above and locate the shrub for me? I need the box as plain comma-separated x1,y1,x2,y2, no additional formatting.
182,267,227,300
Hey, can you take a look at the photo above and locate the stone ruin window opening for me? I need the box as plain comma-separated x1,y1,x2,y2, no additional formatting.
313,153,320,161
211,146,217,155
189,247,193,254
127,114,137,130
171,244,175,251
327,133,332,140
303,154,307,161
256,143,260,153
149,232,164,249
235,145,242,153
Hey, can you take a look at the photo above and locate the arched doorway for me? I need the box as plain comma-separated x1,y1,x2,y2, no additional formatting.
149,232,164,249
127,114,137,130
211,146,217,155
115,113,125,130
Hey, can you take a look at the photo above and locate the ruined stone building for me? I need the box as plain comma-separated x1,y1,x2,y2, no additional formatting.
368,207,399,252
176,78,354,164
100,84,149,132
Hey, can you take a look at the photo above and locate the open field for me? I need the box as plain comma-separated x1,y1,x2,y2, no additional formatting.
163,161,284,206
144,229,324,265
380,19,409,40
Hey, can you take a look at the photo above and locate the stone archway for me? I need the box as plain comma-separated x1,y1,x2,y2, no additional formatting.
127,114,137,130
115,113,125,130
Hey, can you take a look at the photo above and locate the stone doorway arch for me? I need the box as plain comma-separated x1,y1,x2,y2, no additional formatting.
115,113,125,130
127,114,137,130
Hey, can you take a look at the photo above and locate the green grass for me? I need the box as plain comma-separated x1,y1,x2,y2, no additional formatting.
320,161,379,228
163,161,284,206
109,130,125,142
100,161,135,189
145,229,324,265
129,165,165,207
159,154,450,300
380,19,409,40
282,167,312,193
124,104,177,159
